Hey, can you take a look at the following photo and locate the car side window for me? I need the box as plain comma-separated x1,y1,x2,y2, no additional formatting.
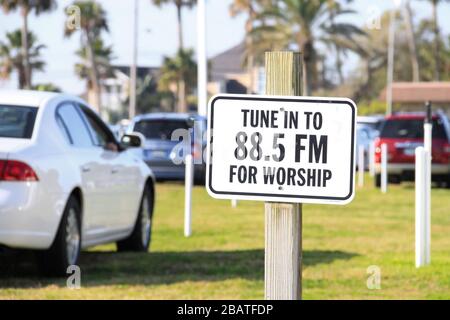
56,103,93,148
78,104,118,151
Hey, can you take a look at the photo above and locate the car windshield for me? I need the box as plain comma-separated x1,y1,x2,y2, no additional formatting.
0,105,38,139
381,118,447,139
133,119,190,140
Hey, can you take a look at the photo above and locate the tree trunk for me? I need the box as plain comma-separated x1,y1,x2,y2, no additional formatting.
301,41,315,96
18,65,26,89
246,6,256,94
84,33,102,115
330,9,344,85
176,2,185,113
431,0,441,81
176,2,184,51
403,1,420,82
178,79,187,113
336,47,344,85
21,6,31,89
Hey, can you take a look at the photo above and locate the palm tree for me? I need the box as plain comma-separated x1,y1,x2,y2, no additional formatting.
0,29,46,89
64,0,109,114
0,0,55,89
403,0,420,81
152,0,196,112
252,0,365,95
423,0,449,80
229,0,259,94
152,0,196,51
74,38,114,90
32,82,61,92
159,49,197,113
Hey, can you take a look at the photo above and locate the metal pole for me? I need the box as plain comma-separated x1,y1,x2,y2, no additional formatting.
231,199,237,208
184,154,194,237
358,145,365,187
129,0,138,119
381,143,388,193
386,8,396,116
369,141,376,177
197,0,207,116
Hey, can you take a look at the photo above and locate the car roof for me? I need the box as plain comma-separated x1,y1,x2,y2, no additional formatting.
357,115,384,124
386,112,440,120
0,90,60,107
133,112,206,122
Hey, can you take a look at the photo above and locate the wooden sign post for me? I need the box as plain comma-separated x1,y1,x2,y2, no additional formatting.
264,51,303,300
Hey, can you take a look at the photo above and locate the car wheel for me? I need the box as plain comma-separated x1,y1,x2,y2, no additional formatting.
375,174,381,188
117,185,154,252
38,196,81,277
389,175,401,184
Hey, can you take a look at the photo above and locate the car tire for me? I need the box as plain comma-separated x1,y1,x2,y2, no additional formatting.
38,196,82,277
375,174,381,188
389,175,401,184
117,185,154,252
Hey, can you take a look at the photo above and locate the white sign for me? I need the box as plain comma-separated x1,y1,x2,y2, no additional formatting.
206,94,357,205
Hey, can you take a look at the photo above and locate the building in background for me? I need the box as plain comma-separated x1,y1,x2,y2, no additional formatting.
380,82,450,116
208,41,264,96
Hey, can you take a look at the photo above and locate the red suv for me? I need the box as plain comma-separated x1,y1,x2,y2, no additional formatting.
374,112,450,187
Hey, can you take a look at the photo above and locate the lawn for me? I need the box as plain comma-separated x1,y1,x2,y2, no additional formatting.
0,175,449,299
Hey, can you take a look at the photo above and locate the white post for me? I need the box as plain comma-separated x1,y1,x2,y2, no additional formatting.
369,141,375,177
381,143,388,193
197,0,207,116
415,147,427,267
423,121,432,265
358,145,365,187
184,154,194,237
231,199,237,208
129,0,138,120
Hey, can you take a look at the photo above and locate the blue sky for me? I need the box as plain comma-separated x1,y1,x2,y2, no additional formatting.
0,0,449,94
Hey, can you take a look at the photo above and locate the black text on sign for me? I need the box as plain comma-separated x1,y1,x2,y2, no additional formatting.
206,94,357,205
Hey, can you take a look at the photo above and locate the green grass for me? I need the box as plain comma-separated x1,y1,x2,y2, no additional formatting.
1,175,449,299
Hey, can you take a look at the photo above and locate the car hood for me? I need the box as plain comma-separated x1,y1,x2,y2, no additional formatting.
0,138,32,159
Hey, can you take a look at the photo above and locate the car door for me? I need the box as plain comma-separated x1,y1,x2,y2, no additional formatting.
77,105,141,230
55,102,109,238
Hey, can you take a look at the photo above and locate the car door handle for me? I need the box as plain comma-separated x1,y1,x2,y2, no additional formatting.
81,166,91,173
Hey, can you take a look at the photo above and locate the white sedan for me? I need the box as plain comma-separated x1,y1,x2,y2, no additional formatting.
0,91,155,276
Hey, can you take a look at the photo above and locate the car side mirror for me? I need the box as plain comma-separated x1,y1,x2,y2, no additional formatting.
186,116,195,128
121,132,145,148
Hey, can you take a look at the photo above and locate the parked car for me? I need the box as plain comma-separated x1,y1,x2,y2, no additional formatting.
357,115,384,137
128,113,207,184
373,111,450,187
0,90,156,276
356,124,372,170
356,116,383,170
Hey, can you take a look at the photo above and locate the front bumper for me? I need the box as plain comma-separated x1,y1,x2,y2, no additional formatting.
374,163,450,181
0,182,66,249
